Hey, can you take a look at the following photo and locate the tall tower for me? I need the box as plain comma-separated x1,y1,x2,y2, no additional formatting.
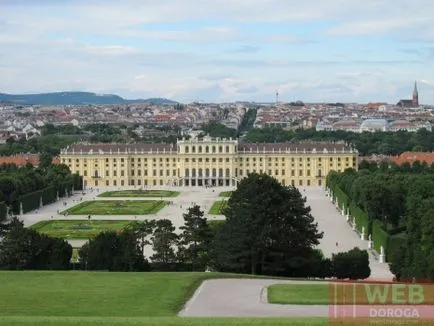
412,81,419,107
275,90,279,104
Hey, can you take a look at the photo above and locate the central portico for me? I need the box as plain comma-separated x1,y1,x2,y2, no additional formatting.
177,136,238,187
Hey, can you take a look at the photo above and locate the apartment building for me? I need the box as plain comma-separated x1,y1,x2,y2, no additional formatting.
59,136,358,188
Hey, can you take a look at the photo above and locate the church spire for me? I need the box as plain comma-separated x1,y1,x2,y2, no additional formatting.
412,80,419,106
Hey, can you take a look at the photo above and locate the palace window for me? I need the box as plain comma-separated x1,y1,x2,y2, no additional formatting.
185,146,189,153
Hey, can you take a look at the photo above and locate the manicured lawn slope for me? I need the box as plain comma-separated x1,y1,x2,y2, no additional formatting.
0,272,204,317
30,220,132,239
0,317,327,326
98,190,180,198
63,200,167,215
0,271,330,325
268,284,329,305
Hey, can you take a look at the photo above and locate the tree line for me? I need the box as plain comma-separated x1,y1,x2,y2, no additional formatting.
1,173,370,280
327,164,434,280
245,127,434,156
0,163,82,221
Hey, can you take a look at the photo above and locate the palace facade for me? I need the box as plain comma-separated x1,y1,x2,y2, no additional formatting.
59,137,358,188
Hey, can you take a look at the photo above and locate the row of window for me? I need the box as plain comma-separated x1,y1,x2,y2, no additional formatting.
83,167,328,178
184,145,234,154
64,156,355,163
87,178,322,188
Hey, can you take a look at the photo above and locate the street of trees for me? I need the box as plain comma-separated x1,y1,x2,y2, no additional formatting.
327,164,434,280
0,163,82,221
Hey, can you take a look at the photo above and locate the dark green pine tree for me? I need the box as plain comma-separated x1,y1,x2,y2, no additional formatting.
212,173,323,276
151,219,178,266
178,205,213,271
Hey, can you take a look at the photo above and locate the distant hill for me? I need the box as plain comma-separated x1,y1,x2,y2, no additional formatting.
0,91,178,106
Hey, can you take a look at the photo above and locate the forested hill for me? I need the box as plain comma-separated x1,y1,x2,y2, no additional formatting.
0,92,178,106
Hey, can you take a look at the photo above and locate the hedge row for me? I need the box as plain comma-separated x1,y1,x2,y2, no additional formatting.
14,186,57,214
372,220,388,254
349,201,370,234
332,185,350,211
0,201,7,222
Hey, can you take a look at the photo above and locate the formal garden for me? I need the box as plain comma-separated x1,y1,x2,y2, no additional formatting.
98,190,180,198
62,200,168,215
30,220,132,239
208,200,227,215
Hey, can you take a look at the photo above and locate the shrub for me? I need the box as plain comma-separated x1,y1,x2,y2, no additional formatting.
332,247,371,280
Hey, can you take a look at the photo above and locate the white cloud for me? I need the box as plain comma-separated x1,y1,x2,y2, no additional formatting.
1,0,434,103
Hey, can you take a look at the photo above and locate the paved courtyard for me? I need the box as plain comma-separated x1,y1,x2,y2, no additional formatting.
19,185,392,278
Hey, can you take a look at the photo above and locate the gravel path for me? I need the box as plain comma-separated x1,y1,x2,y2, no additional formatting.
179,279,329,317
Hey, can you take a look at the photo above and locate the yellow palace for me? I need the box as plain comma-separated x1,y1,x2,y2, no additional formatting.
60,136,358,188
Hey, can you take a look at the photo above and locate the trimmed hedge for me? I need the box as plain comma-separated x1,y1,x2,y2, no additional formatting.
0,201,7,222
372,220,388,253
332,185,350,211
14,186,57,214
349,201,371,234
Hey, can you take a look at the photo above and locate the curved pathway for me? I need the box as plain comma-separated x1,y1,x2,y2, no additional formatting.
180,279,329,317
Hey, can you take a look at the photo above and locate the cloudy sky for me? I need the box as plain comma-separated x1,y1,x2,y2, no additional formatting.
1,0,434,103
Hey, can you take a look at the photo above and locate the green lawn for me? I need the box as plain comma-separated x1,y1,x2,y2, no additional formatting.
0,317,327,326
218,191,233,197
63,200,167,215
30,220,132,239
208,200,227,215
98,190,180,198
0,271,328,325
268,284,329,305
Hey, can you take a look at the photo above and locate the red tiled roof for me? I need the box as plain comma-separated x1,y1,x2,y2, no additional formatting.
388,152,434,165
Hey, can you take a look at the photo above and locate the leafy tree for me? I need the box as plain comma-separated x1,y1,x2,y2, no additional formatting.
79,231,150,271
178,205,213,271
128,220,156,257
332,247,371,280
0,217,72,270
212,173,323,276
151,219,178,266
38,152,53,168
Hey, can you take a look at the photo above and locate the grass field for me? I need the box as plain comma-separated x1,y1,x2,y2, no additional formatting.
268,284,329,305
30,220,132,239
0,317,328,326
218,191,233,197
0,271,328,326
98,190,180,198
63,200,167,215
208,200,227,215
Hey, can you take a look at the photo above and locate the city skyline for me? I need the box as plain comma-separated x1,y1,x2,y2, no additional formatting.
1,0,434,104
